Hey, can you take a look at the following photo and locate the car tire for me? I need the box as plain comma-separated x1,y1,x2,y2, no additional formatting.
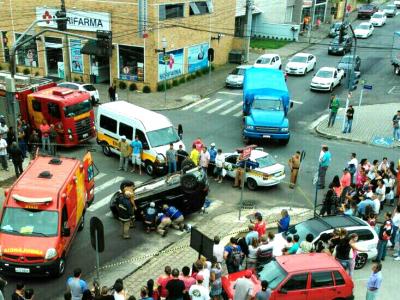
394,65,400,75
145,161,155,176
51,256,66,278
181,158,197,173
101,142,111,156
181,173,199,192
329,84,334,92
279,65,282,70
78,212,85,231
247,178,258,191
338,79,342,86
311,62,315,71
355,253,368,270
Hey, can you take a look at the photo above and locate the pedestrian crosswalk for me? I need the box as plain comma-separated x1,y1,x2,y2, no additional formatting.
182,97,243,117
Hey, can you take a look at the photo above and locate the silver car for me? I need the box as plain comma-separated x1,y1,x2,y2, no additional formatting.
225,65,252,88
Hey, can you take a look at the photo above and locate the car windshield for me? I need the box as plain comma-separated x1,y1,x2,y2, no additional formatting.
83,84,96,91
252,98,282,111
358,24,370,30
255,154,277,168
316,70,333,78
361,5,374,10
291,56,307,63
282,219,323,241
0,207,58,237
372,13,383,18
256,57,271,64
231,68,246,75
258,260,288,289
147,126,180,148
63,99,92,118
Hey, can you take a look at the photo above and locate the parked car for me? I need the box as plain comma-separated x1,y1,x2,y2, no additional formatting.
357,3,379,19
328,35,353,55
337,55,361,74
354,22,374,38
285,53,316,75
382,4,397,17
254,54,282,70
370,11,386,26
274,215,379,270
57,82,100,105
222,149,285,190
395,0,400,9
221,253,355,300
225,65,252,88
310,67,344,92
329,21,348,38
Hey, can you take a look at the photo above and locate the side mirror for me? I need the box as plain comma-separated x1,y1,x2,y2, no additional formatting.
279,288,288,294
62,226,71,237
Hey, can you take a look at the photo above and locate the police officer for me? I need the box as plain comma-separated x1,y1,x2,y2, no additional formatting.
288,151,301,188
116,180,136,239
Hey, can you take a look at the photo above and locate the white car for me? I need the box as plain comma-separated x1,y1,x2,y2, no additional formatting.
225,65,252,88
354,22,374,38
222,149,285,190
395,0,400,9
57,82,100,105
310,67,344,92
254,54,282,70
370,12,386,26
273,215,378,270
285,53,316,75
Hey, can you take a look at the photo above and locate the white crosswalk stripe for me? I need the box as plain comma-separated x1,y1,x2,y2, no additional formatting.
182,98,209,110
194,98,224,112
207,100,234,114
94,176,125,193
95,172,107,181
220,102,243,115
233,111,243,117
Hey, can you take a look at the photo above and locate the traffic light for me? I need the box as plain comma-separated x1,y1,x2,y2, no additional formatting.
96,30,112,57
55,10,67,31
347,70,359,91
338,24,345,44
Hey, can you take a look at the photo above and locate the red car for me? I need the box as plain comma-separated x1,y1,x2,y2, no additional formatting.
222,253,354,300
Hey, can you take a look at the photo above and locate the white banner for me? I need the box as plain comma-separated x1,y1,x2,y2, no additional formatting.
36,7,111,32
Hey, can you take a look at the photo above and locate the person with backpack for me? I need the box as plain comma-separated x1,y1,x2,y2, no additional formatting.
223,238,243,274
116,180,136,239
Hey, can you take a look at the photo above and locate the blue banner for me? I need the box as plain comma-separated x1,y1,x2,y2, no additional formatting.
70,39,84,74
188,43,209,73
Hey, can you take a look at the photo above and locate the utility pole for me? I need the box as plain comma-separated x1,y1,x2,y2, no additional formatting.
60,0,71,81
244,0,253,63
342,0,349,22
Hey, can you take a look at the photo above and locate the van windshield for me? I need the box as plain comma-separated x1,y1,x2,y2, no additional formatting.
0,208,58,237
63,99,92,118
147,126,180,148
252,98,282,111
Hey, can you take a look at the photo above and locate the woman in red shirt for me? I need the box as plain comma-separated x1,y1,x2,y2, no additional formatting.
252,213,266,238
156,266,172,298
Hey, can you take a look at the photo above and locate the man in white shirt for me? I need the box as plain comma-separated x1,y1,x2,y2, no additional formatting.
0,120,8,135
213,236,224,264
196,262,210,289
347,152,358,183
233,270,254,300
0,133,8,171
189,274,210,300
371,194,380,216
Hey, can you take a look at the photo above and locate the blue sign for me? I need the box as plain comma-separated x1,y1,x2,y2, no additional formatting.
372,136,393,147
188,43,209,73
363,84,372,90
70,39,84,74
158,48,184,81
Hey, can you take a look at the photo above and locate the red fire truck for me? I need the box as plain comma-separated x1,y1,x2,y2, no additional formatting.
0,72,95,147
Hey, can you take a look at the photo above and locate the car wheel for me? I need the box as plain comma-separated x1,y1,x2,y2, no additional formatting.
181,158,197,173
145,161,155,176
51,256,66,277
311,62,315,71
303,68,307,75
101,142,111,156
329,84,334,92
247,178,258,191
181,173,199,193
394,65,400,75
355,253,368,270
78,212,85,231
279,65,282,70
338,79,342,86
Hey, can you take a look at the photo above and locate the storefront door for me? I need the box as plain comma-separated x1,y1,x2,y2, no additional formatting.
45,37,63,78
90,55,110,84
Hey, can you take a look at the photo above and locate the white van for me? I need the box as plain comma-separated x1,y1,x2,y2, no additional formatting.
96,101,184,176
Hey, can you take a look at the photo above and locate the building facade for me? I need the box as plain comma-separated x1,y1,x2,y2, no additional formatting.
0,0,236,92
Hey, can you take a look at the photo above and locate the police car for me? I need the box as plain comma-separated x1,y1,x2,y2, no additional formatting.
222,149,285,190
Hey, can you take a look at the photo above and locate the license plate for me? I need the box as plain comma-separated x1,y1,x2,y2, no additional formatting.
82,133,89,138
263,135,271,138
15,267,30,273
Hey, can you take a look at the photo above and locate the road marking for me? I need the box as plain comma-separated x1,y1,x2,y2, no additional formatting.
308,114,329,130
95,172,107,181
182,98,209,110
233,111,243,117
291,100,303,104
218,91,242,96
194,98,224,112
94,176,125,193
220,102,243,115
388,86,397,94
207,100,234,114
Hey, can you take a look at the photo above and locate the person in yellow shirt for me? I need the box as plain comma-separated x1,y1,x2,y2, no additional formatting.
189,144,200,166
118,136,132,172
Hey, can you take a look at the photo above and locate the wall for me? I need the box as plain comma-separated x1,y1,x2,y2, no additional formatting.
252,23,300,41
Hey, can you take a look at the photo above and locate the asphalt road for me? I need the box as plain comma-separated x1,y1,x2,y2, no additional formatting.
2,9,400,300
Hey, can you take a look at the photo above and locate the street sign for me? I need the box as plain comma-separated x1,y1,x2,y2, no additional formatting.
363,84,372,90
90,217,105,253
190,227,214,259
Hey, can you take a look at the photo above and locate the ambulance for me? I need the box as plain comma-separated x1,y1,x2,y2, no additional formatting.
0,152,95,277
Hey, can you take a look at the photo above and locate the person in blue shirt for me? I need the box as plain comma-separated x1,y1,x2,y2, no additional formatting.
66,268,88,300
357,198,375,218
163,204,185,231
208,142,217,176
245,224,259,245
318,145,331,189
366,262,383,300
277,209,290,233
130,135,143,175
284,234,300,255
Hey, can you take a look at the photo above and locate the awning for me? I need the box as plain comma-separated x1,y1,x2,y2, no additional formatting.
235,0,263,17
81,40,111,57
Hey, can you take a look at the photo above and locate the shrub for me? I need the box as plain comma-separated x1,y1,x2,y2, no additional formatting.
201,67,209,75
186,75,192,82
0,64,3,71
166,82,172,89
119,81,127,90
15,67,19,73
129,83,137,91
211,64,215,71
74,76,80,82
195,70,202,77
23,68,30,75
179,77,186,84
190,73,196,80
157,83,165,92
172,79,179,86
35,71,40,76
142,85,151,93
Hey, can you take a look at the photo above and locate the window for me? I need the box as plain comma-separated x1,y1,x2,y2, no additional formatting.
119,45,144,82
100,115,117,133
1,31,10,63
135,129,149,150
48,102,61,119
189,1,212,16
32,100,41,112
282,273,308,291
159,4,185,20
333,271,345,286
15,33,39,67
119,122,133,140
348,229,374,241
311,272,334,288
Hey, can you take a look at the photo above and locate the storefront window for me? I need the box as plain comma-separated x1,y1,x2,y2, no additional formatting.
1,31,10,63
119,45,144,82
314,4,326,23
15,33,38,67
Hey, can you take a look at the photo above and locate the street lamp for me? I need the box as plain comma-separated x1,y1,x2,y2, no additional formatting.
161,37,167,107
